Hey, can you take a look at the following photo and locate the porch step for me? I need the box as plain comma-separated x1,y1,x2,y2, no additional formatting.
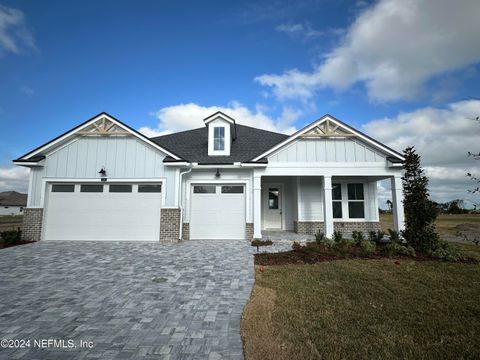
261,230,315,242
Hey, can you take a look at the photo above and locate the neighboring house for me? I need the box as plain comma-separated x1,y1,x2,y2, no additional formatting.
13,112,405,242
0,191,27,216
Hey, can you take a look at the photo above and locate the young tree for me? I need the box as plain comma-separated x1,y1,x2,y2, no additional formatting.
402,146,440,251
466,115,479,208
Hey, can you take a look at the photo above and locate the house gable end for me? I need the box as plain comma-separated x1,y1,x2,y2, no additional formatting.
252,114,404,163
13,112,182,164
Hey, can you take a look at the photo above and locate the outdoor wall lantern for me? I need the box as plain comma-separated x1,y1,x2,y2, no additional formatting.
215,168,221,178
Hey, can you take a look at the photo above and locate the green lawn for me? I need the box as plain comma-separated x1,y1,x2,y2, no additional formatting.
242,247,480,360
380,213,480,242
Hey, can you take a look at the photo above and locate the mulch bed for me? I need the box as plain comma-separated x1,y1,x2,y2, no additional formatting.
0,241,35,250
254,244,478,265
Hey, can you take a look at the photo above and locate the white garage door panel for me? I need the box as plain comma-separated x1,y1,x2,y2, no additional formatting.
44,185,162,241
190,186,245,240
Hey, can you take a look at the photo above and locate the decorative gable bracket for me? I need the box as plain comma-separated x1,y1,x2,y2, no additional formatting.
77,116,131,136
301,118,355,138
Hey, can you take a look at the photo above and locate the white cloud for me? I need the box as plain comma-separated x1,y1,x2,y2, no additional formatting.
365,100,480,204
139,102,298,137
276,22,323,40
0,4,36,55
0,166,29,192
256,0,480,102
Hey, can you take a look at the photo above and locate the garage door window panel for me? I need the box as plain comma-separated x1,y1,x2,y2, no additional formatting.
52,184,75,192
221,186,243,194
193,185,216,194
138,184,162,193
81,184,104,192
109,184,132,193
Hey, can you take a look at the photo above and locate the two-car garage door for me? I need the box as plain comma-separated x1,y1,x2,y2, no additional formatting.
44,183,162,241
190,184,245,240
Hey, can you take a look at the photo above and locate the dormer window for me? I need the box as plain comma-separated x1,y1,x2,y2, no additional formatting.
204,112,235,156
214,127,225,151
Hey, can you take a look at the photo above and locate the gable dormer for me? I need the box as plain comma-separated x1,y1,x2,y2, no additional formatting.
203,111,236,156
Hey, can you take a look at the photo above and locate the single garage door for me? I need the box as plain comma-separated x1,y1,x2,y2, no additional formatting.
190,184,246,240
44,183,162,241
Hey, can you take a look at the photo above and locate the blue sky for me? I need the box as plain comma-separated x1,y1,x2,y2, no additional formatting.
1,0,480,205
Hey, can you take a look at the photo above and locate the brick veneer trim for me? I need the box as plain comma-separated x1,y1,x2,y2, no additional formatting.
160,208,181,242
22,208,43,242
294,220,381,235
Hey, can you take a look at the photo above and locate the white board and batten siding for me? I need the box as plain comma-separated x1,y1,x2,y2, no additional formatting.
268,138,386,163
297,177,378,222
28,136,177,207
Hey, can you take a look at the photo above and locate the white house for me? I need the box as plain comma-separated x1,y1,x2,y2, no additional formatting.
13,112,405,242
0,191,27,216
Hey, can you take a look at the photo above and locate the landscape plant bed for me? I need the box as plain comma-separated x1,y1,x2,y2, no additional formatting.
0,240,35,250
254,243,478,265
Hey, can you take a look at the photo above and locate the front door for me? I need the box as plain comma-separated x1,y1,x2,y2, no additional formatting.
263,185,282,229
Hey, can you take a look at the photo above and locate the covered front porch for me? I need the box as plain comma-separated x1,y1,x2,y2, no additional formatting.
252,174,404,240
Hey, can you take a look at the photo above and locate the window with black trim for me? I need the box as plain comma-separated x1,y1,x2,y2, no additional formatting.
213,127,225,151
81,184,103,192
347,183,365,218
138,184,162,193
332,183,342,218
193,185,216,194
109,184,132,193
221,186,243,194
52,184,75,192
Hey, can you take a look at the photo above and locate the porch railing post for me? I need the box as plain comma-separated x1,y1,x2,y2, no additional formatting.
323,175,334,238
253,174,262,239
391,175,405,232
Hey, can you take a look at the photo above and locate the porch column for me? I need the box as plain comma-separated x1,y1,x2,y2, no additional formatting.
323,175,334,238
253,175,262,239
391,175,405,232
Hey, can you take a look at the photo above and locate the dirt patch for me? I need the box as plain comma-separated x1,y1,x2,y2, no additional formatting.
254,244,478,266
0,241,34,250
241,283,290,360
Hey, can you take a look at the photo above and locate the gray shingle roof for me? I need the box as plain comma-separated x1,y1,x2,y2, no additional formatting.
150,124,289,163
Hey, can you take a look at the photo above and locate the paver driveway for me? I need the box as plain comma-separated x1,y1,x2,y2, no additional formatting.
0,240,254,360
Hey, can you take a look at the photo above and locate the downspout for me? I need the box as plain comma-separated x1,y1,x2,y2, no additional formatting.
178,164,193,240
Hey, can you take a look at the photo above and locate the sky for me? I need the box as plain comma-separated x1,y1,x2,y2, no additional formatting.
0,0,479,207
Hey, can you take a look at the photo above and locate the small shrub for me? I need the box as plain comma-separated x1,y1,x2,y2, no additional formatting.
251,239,273,252
315,231,334,247
431,241,462,262
387,228,401,243
0,230,22,244
251,239,273,247
384,242,416,258
352,231,365,245
369,230,385,243
332,230,343,243
334,239,352,258
359,240,376,257
292,241,302,251
315,231,325,244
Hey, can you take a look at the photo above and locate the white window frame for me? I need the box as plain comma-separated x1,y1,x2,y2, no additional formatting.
207,118,231,156
213,127,225,151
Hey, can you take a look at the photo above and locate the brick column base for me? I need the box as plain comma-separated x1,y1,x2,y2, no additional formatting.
246,223,253,240
160,208,181,243
182,223,190,240
294,221,324,235
22,208,43,242
334,221,382,235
